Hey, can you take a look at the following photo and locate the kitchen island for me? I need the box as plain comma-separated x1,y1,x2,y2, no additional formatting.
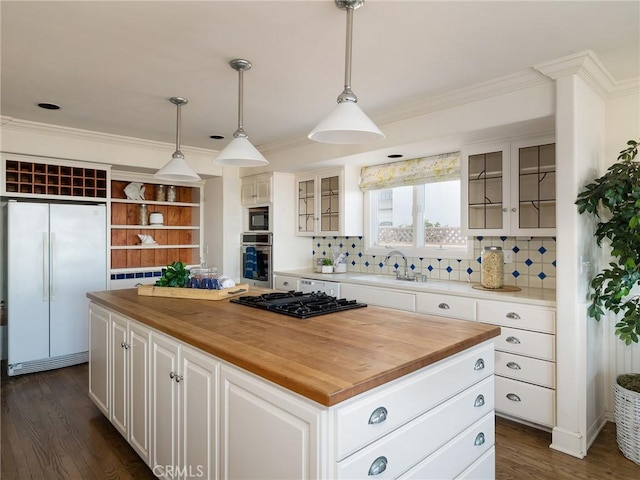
87,287,500,479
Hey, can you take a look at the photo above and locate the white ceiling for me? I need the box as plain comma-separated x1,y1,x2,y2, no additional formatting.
1,0,638,170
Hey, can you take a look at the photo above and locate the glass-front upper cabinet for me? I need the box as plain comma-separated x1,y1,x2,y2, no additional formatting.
295,166,363,237
462,136,555,237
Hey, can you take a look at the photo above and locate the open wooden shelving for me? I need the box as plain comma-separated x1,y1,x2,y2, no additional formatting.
109,179,202,270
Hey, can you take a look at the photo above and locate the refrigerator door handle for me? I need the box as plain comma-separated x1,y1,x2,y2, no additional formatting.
50,232,56,301
43,232,49,301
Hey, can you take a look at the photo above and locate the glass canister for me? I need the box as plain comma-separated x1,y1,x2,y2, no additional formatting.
481,246,504,289
155,184,166,202
167,185,176,202
138,204,148,226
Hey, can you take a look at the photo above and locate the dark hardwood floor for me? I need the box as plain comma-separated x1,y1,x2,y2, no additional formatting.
2,363,639,479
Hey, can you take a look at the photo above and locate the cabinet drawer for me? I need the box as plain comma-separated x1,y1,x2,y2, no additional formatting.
273,275,298,291
495,326,555,361
457,447,495,480
340,284,415,311
416,293,476,321
495,351,555,388
336,377,494,479
477,300,555,333
495,376,555,427
335,342,494,460
401,412,494,479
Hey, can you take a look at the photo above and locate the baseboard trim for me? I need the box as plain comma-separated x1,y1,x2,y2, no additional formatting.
551,426,585,458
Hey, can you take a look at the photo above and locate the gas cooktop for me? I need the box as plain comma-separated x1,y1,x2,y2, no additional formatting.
230,291,367,319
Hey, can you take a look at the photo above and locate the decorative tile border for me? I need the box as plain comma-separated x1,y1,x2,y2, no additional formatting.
110,270,162,281
313,236,556,289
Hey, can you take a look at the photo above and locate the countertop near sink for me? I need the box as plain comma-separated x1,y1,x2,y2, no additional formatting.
274,269,556,307
87,287,499,407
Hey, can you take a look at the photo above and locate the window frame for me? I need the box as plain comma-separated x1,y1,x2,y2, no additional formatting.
363,183,474,260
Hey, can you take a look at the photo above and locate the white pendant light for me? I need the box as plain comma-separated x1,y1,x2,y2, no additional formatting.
155,97,201,182
309,0,384,144
213,59,268,167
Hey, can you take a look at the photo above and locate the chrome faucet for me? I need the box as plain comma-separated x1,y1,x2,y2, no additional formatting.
385,250,409,280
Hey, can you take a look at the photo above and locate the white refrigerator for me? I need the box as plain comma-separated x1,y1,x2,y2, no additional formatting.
6,201,107,375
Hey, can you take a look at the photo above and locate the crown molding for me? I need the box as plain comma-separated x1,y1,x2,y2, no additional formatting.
533,50,640,99
261,67,550,156
0,116,218,157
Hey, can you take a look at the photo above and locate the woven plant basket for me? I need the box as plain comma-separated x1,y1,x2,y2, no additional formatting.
614,375,640,465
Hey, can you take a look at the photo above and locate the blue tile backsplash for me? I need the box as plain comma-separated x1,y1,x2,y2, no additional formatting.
313,236,556,289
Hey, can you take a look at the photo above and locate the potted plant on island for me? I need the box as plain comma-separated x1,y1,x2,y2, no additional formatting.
575,139,640,464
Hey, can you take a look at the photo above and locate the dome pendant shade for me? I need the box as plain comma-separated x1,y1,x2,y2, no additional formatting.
155,97,201,182
213,59,268,167
308,100,384,144
308,0,384,144
213,136,268,167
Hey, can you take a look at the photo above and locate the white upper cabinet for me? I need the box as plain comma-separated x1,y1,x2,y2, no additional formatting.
295,166,363,237
241,173,272,206
461,136,555,237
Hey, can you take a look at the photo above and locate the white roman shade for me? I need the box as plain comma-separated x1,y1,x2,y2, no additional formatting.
359,151,460,191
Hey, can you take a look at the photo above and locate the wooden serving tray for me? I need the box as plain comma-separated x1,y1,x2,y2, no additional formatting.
137,284,250,301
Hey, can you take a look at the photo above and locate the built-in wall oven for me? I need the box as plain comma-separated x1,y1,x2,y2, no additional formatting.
241,232,272,288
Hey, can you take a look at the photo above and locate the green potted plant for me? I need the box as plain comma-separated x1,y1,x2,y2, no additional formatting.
321,258,333,274
155,261,190,287
576,139,640,464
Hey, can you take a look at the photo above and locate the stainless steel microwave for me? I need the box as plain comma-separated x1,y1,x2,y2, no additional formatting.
247,206,269,231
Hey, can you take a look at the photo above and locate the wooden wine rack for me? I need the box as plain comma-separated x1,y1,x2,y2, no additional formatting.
4,159,108,198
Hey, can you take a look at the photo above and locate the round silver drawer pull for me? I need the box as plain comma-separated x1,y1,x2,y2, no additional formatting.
474,358,485,370
368,456,388,476
438,303,450,310
174,374,183,383
506,393,521,402
474,394,485,407
283,281,289,286
506,312,521,320
506,336,521,344
474,432,486,446
169,371,176,379
368,406,388,425
507,361,522,370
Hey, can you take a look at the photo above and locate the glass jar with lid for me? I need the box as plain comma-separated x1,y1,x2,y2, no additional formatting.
481,246,504,289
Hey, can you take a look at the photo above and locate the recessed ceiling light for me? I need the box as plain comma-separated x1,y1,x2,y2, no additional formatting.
209,135,225,140
37,102,61,110
387,154,403,159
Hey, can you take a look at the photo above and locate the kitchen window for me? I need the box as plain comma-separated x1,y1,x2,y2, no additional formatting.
361,152,473,259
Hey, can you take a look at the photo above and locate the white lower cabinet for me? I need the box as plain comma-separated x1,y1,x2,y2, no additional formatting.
150,332,218,480
112,313,151,463
219,365,323,480
89,302,496,479
88,304,151,463
477,299,556,428
341,283,416,311
89,303,110,417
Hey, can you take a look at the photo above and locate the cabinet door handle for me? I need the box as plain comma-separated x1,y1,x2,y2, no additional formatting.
368,406,388,425
507,361,521,370
121,342,130,350
474,358,485,371
506,393,521,402
502,207,508,212
474,432,486,446
506,312,521,320
511,207,517,212
169,371,176,380
506,336,521,344
368,456,388,476
474,394,485,407
438,303,450,310
283,281,289,287
174,374,183,383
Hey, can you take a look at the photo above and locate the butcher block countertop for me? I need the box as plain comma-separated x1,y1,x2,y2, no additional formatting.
87,288,500,407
